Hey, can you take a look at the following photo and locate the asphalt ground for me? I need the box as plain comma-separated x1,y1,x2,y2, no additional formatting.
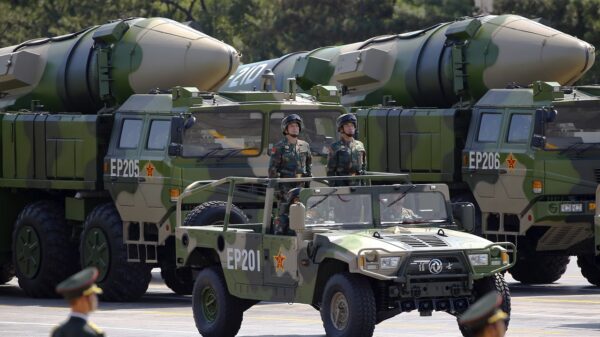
1,259,600,337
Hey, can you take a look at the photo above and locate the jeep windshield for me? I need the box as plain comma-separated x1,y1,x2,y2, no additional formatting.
544,104,600,151
305,193,373,227
379,192,449,226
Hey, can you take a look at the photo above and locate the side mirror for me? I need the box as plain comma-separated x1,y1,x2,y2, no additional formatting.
452,202,476,233
289,203,306,232
531,134,546,149
168,143,183,156
171,116,185,144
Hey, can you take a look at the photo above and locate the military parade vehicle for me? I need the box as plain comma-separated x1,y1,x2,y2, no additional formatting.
175,175,515,337
223,14,600,286
0,16,349,300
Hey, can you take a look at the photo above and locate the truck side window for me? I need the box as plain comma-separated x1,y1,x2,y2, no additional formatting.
182,111,262,157
119,119,143,149
269,111,338,156
507,114,532,143
477,113,502,142
147,120,171,150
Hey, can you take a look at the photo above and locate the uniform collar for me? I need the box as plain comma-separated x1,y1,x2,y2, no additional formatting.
69,312,89,322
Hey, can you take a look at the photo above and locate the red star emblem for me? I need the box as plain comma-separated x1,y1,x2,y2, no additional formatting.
274,249,286,272
146,162,155,177
506,154,517,171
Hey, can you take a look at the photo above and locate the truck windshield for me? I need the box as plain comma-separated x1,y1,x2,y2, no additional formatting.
544,105,600,150
182,111,263,158
305,194,372,227
379,192,448,225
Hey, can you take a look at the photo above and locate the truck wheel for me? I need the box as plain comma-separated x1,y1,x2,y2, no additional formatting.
509,254,569,284
159,238,194,295
577,255,600,286
0,262,15,284
12,201,78,297
192,266,243,337
184,201,249,226
80,203,151,301
459,273,511,337
320,273,376,337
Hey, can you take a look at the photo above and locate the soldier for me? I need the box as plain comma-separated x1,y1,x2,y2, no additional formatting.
327,113,367,185
51,267,105,337
269,114,311,234
268,114,312,200
458,292,508,337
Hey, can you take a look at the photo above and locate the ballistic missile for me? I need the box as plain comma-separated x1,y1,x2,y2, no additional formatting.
223,14,595,107
0,17,240,112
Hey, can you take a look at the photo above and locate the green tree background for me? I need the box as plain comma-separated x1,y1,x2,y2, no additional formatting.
1,0,598,84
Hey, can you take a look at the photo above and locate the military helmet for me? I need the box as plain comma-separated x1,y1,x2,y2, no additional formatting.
281,114,304,134
286,187,302,202
336,113,357,131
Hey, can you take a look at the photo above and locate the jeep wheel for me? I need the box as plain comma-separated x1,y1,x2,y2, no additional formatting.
509,254,569,284
160,201,248,295
81,203,151,301
0,262,15,284
13,201,79,297
321,273,376,337
577,255,600,286
184,201,249,227
192,266,243,337
459,273,511,337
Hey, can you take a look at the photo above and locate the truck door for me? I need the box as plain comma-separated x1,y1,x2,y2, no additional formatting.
263,234,298,301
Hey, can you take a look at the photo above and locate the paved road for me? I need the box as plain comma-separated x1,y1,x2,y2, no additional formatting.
2,259,600,337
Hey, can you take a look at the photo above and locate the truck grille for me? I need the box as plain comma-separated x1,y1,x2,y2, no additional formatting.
405,255,467,276
391,235,448,248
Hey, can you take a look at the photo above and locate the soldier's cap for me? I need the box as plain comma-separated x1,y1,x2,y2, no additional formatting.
458,292,508,331
55,267,103,300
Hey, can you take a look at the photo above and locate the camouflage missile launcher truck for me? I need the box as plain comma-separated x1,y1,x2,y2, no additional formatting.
0,84,346,301
358,81,600,286
175,175,515,337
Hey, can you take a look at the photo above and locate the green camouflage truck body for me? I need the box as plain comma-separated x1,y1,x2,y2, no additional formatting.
358,81,600,284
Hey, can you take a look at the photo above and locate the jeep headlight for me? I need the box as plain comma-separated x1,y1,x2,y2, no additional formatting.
468,254,489,266
380,256,401,270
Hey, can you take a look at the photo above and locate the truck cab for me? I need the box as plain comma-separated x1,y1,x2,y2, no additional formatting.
463,81,600,284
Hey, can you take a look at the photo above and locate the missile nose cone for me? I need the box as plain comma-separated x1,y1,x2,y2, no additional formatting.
126,18,240,93
481,15,595,88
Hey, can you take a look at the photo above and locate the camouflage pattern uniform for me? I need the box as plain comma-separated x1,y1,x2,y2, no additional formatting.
327,113,366,186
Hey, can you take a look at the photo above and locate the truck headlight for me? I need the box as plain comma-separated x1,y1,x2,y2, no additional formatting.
468,254,489,266
380,256,401,269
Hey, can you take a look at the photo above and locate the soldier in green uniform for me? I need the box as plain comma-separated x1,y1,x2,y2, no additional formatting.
458,292,508,337
327,113,366,185
51,267,105,337
269,114,312,233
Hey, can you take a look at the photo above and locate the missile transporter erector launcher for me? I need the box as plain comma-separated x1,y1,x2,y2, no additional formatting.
0,19,349,300
358,81,600,285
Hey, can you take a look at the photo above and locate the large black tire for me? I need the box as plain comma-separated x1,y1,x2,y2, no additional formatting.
0,262,15,284
509,254,570,284
192,266,243,337
577,255,600,286
160,201,249,295
320,273,376,337
80,203,151,302
459,273,511,337
12,201,79,297
184,201,249,227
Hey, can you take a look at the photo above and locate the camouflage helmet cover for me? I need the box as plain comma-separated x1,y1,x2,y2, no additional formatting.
281,114,304,134
336,113,357,131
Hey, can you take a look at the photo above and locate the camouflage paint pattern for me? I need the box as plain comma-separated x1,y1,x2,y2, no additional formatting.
358,81,600,257
0,17,240,113
223,15,594,108
327,138,367,177
176,176,514,316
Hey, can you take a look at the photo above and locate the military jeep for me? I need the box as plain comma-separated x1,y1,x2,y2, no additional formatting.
175,175,515,337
